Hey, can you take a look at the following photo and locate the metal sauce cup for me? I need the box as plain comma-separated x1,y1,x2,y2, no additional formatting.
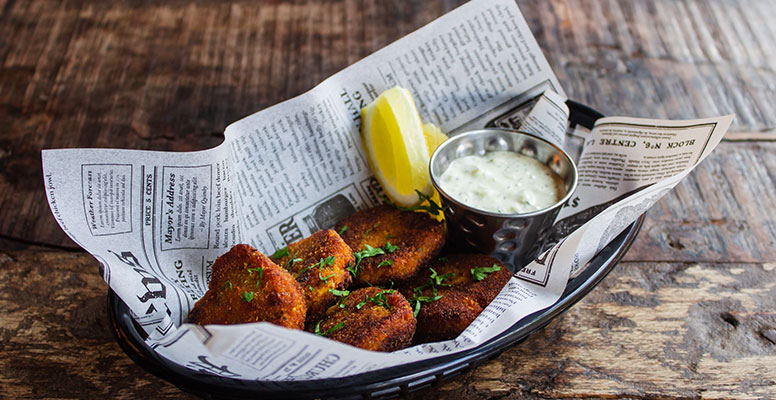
429,128,578,272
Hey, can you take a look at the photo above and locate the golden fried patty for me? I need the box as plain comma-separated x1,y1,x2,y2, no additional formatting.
312,287,416,352
334,205,445,287
399,253,511,342
188,244,306,329
271,229,354,323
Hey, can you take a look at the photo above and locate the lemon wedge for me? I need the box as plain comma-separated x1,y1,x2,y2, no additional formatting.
361,87,443,207
422,122,448,156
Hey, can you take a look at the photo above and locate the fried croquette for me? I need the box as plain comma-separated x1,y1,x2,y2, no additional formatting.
271,229,354,323
312,287,416,352
399,253,511,342
334,205,445,287
188,244,307,329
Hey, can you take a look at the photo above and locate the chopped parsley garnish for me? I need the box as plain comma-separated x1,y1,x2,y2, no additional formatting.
315,320,345,336
247,267,264,288
241,291,254,302
319,271,336,282
346,263,358,278
377,259,393,268
358,244,385,258
338,225,348,235
409,294,443,317
299,264,315,275
329,288,351,308
383,190,443,216
272,246,290,259
314,320,322,335
285,257,303,270
222,280,233,291
363,222,380,238
308,285,314,292
471,264,502,281
413,268,455,297
430,268,455,287
348,245,386,278
356,289,396,310
329,289,350,296
300,256,336,275
384,242,398,253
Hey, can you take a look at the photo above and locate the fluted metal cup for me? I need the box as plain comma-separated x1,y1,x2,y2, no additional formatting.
429,128,578,272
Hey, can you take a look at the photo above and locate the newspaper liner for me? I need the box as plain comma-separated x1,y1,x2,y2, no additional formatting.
41,0,733,381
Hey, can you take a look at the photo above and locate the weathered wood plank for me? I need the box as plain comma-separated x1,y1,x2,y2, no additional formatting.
529,0,776,131
0,250,194,399
0,0,467,248
408,261,776,400
2,1,775,399
2,251,773,399
624,141,776,263
2,0,776,248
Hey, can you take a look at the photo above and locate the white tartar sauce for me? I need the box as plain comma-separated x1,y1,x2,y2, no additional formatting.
439,151,564,214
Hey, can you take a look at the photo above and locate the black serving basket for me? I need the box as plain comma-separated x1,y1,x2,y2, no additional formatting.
108,101,644,399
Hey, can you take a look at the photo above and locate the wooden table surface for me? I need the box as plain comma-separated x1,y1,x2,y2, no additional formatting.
2,0,775,398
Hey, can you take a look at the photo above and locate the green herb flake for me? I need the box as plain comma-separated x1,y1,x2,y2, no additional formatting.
383,190,443,216
410,294,443,317
247,267,264,288
299,264,315,275
338,225,348,235
412,268,455,297
314,320,323,335
329,289,350,297
363,222,380,238
384,242,398,253
222,280,233,291
285,257,303,270
357,289,396,310
471,264,502,281
330,288,351,308
437,256,448,263
308,285,315,292
357,244,385,259
348,244,387,277
315,320,346,337
272,246,290,259
346,262,358,278
319,270,336,282
377,259,393,268
299,256,336,276
429,268,455,286
241,291,255,302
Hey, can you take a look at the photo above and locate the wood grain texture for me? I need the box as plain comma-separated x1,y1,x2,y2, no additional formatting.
1,0,775,398
2,252,774,399
625,142,776,263
0,250,195,399
2,0,776,247
408,260,776,400
528,0,776,133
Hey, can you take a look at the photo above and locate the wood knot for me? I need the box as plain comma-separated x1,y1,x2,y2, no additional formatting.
719,312,739,328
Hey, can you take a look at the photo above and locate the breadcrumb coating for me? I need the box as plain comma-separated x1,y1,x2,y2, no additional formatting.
188,244,306,329
334,205,445,287
272,229,354,323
